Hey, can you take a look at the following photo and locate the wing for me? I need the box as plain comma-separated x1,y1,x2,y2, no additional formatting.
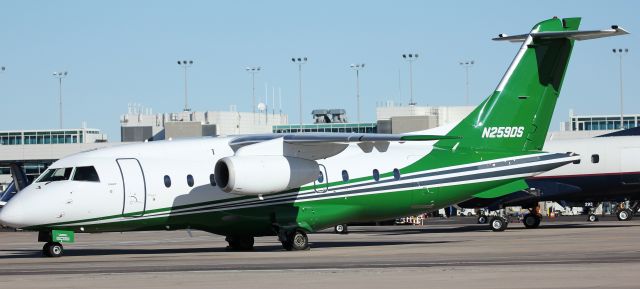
228,133,461,160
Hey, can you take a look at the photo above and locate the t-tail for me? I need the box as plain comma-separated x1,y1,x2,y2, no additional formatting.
438,17,628,152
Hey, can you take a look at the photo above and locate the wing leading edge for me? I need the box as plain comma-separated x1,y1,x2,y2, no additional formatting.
228,133,461,151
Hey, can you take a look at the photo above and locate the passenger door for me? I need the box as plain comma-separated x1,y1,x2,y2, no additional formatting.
116,158,147,216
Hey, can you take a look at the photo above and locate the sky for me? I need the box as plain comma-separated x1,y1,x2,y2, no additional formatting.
0,0,638,140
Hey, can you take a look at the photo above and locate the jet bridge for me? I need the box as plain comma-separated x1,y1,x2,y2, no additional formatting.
0,162,29,207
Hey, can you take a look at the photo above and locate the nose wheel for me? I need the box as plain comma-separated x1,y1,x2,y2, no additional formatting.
42,242,64,257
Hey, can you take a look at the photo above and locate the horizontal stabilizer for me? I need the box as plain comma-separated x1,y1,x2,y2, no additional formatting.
493,26,629,42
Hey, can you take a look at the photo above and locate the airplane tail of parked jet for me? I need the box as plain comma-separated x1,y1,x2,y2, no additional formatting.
437,17,627,152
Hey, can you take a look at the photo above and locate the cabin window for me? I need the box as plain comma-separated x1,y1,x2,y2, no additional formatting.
187,175,194,187
317,171,325,183
342,170,349,182
393,168,401,180
209,174,216,186
573,159,581,165
591,154,600,164
164,175,171,188
73,166,100,182
373,169,380,182
38,167,74,183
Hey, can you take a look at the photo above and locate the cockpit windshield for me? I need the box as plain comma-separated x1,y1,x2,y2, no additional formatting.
37,167,74,183
73,166,100,182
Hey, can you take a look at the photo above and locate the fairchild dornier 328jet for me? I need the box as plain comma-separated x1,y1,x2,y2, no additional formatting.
0,17,627,257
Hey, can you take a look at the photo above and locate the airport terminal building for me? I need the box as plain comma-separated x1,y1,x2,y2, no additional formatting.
0,128,110,189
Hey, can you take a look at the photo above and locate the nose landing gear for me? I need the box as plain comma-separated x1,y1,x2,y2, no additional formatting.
42,242,64,257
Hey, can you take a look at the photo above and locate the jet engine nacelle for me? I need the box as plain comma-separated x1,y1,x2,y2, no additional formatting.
214,156,320,195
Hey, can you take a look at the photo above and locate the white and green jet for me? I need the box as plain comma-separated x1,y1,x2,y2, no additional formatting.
0,17,628,257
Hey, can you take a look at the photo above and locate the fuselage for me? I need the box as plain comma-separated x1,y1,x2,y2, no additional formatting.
0,135,574,236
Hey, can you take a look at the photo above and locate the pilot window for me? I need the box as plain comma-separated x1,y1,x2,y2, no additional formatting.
591,154,600,163
38,167,74,182
73,166,100,182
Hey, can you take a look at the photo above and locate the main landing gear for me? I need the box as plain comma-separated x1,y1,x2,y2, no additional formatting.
522,213,542,229
522,205,542,229
225,236,255,251
616,200,638,221
279,229,310,251
42,242,64,257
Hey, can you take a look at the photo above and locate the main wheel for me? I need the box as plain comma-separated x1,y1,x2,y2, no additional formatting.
617,209,633,221
522,213,541,229
225,236,255,251
490,217,507,232
281,230,309,251
587,214,599,222
477,215,488,224
334,224,348,234
42,242,64,257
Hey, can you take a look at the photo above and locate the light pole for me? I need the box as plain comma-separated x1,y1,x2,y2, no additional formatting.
612,48,629,129
291,57,307,131
350,63,365,129
177,60,194,112
246,66,261,123
53,71,68,129
402,53,419,105
459,60,474,105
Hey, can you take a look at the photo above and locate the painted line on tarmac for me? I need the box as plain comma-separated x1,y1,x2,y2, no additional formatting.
2,255,640,276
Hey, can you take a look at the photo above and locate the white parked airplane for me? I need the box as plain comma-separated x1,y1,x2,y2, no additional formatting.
461,131,640,228
0,17,627,257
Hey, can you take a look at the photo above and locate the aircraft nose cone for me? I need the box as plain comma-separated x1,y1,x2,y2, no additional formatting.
0,202,24,228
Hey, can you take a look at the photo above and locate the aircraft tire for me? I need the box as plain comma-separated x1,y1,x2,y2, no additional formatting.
225,236,255,251
523,213,541,229
477,215,488,224
490,217,507,232
282,230,309,251
334,224,348,234
42,242,63,257
587,214,599,222
617,209,633,221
